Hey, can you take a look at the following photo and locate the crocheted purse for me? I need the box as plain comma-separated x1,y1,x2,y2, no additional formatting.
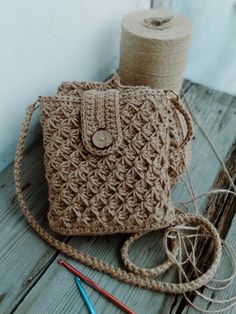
14,78,222,295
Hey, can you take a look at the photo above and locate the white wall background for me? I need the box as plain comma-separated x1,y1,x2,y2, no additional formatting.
154,0,236,95
0,0,150,172
1,0,235,173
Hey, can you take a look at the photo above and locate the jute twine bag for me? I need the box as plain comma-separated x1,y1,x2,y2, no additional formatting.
14,76,222,294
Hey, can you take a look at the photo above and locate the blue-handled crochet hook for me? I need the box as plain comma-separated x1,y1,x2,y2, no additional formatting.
75,277,96,314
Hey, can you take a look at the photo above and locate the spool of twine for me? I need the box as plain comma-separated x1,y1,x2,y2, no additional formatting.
119,9,192,92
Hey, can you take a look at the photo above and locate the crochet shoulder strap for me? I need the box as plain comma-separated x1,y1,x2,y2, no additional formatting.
14,99,222,294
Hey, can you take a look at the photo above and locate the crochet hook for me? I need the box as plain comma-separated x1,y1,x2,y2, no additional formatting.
58,259,136,314
75,277,96,314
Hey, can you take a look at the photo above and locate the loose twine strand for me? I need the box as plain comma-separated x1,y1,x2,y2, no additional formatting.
168,94,236,312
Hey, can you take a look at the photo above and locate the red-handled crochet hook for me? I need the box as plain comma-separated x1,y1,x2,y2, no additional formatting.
58,259,136,314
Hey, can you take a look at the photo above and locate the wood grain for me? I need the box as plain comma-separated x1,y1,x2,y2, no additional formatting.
0,81,235,313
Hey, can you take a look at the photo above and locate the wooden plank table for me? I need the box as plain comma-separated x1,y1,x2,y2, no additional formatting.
0,81,236,314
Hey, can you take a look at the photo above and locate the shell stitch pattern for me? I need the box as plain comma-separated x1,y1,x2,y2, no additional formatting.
40,90,174,235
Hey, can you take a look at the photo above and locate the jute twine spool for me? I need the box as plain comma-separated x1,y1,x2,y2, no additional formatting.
119,9,192,92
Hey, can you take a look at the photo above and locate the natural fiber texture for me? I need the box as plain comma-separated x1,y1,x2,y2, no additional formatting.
119,9,192,93
58,74,192,184
14,90,223,296
40,88,189,236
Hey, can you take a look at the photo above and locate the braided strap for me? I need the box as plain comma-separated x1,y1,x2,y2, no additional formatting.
165,90,193,148
120,230,178,278
14,101,222,294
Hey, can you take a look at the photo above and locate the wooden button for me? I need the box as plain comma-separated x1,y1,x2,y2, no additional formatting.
92,129,113,149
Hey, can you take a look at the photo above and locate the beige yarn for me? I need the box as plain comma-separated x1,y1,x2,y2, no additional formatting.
14,84,223,295
119,9,192,93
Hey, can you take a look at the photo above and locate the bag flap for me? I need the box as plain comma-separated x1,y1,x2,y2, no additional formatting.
81,89,122,156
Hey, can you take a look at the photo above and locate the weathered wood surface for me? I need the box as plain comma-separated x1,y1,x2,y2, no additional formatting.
0,81,236,314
